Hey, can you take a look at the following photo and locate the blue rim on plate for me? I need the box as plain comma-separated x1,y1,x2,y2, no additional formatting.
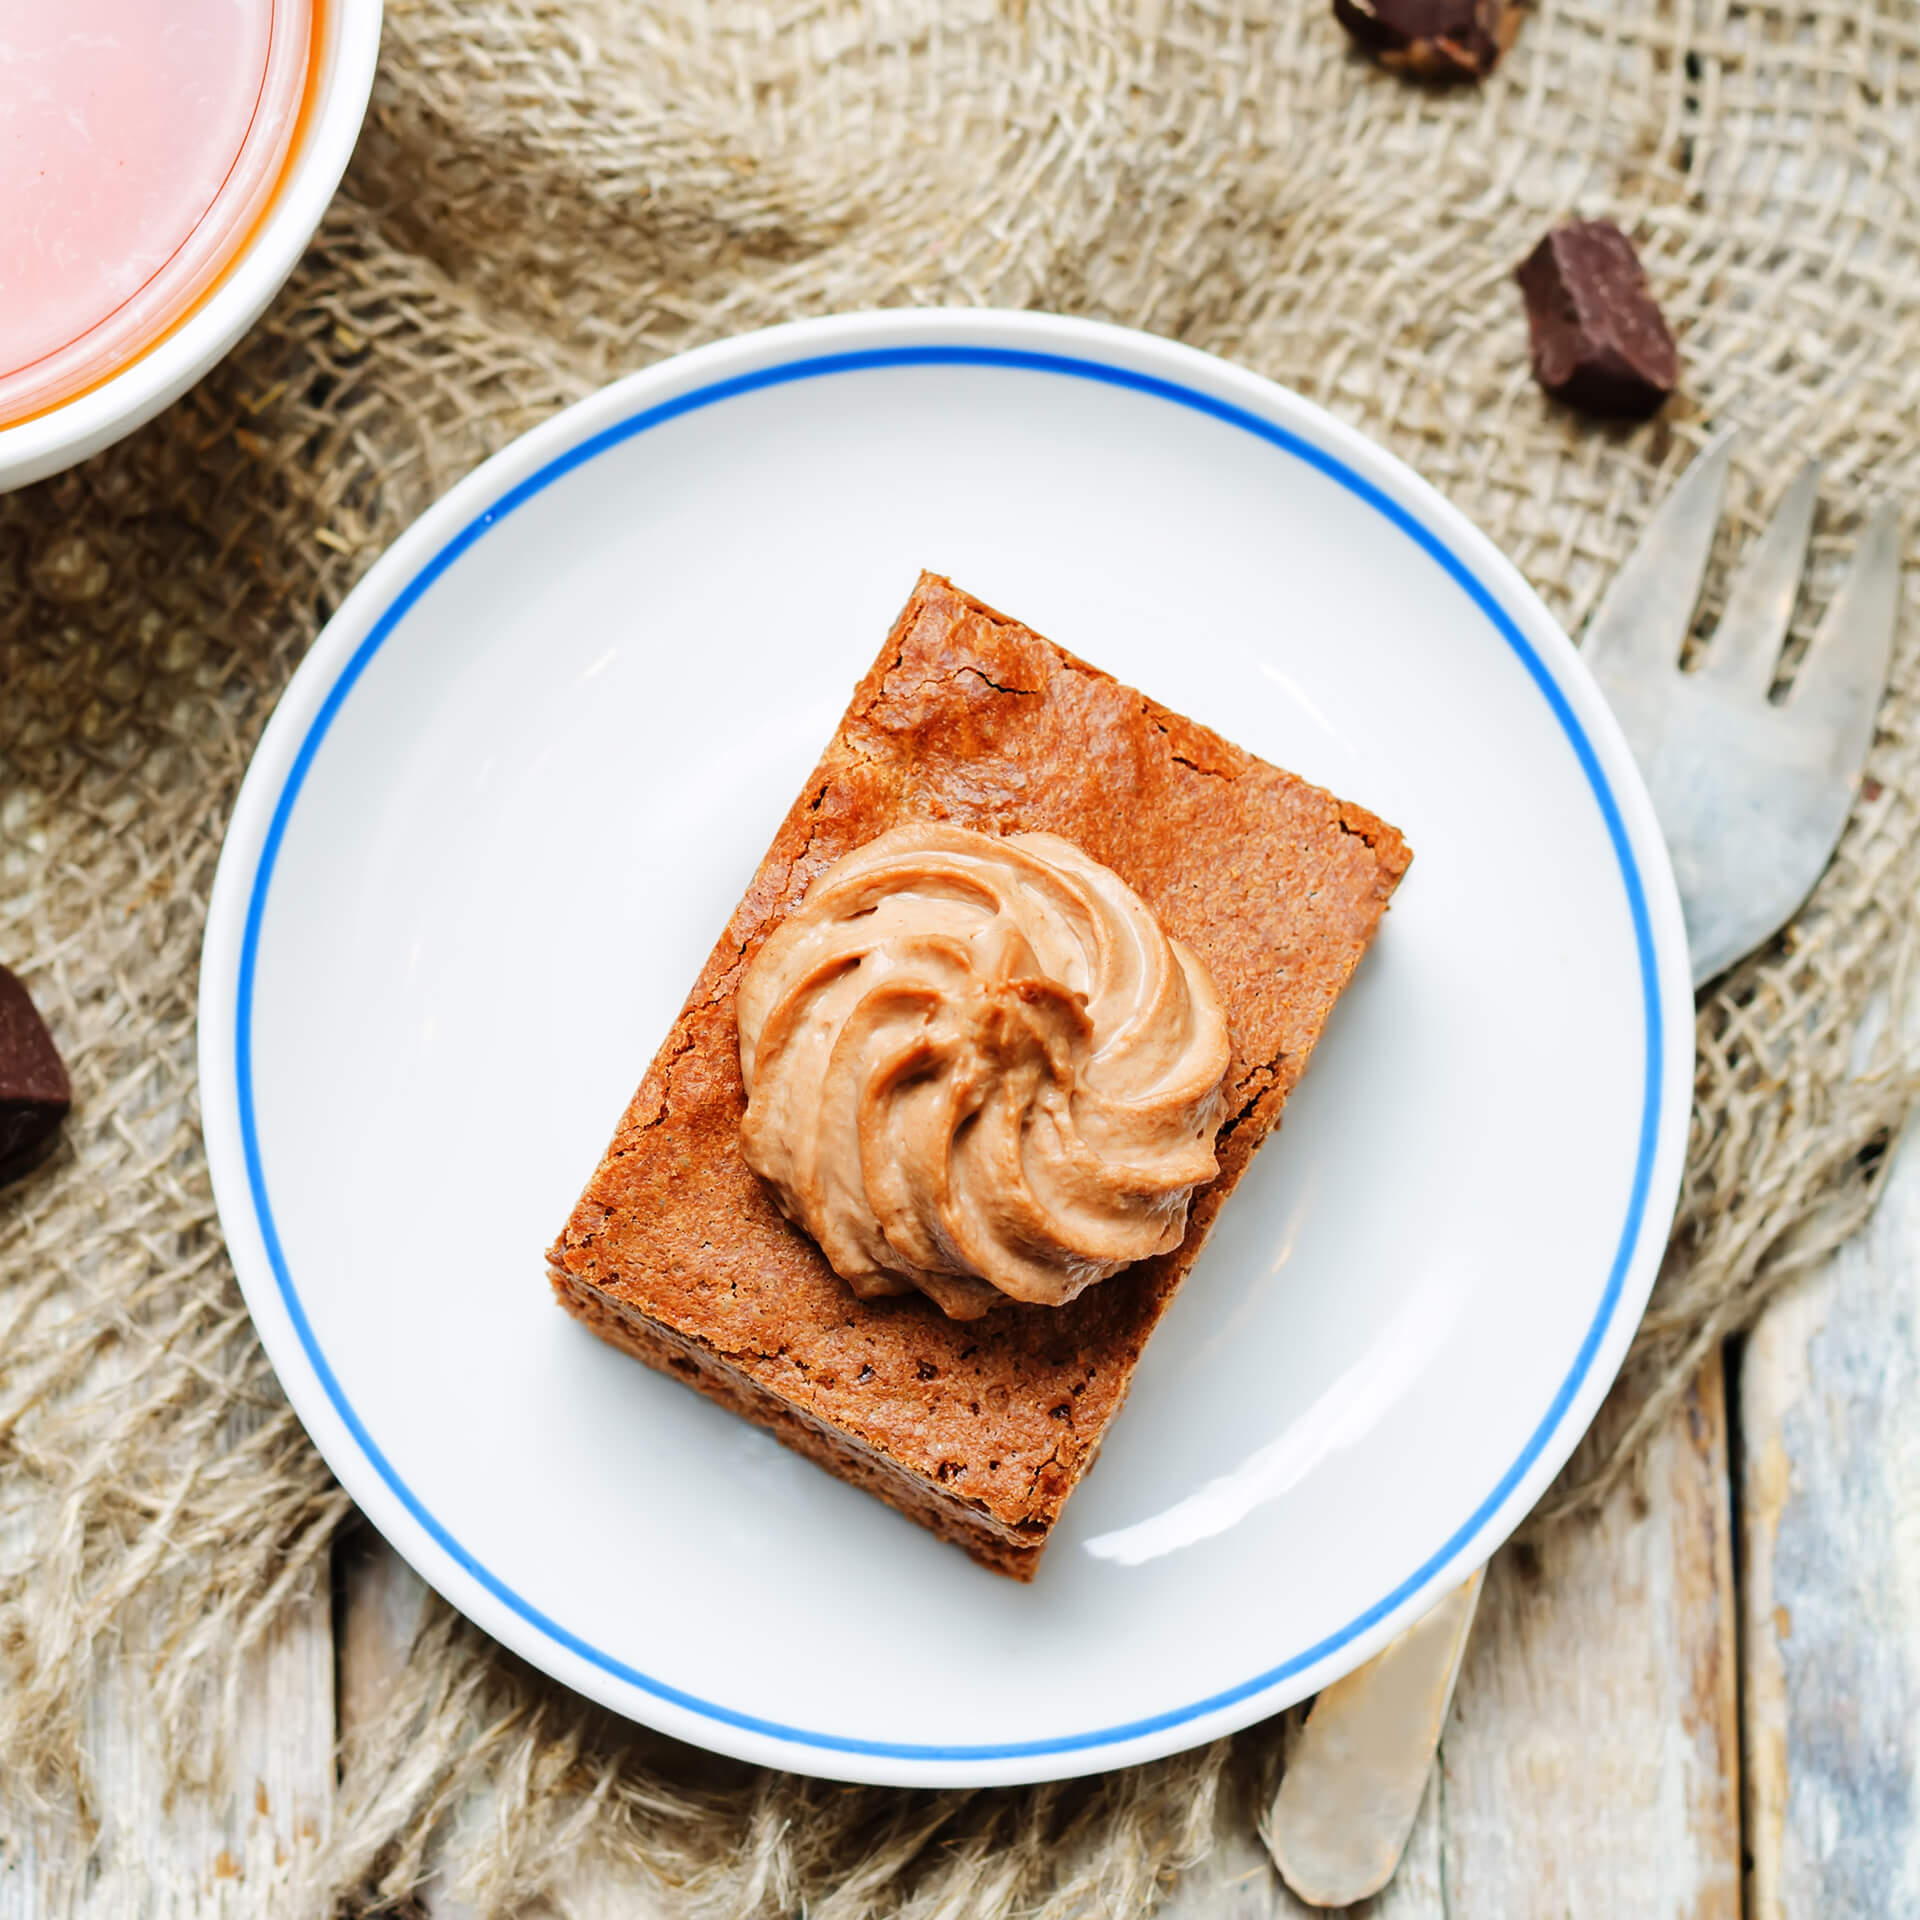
233,343,1662,1764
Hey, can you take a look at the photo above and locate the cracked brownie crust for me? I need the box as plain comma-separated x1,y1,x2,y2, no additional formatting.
548,573,1411,1579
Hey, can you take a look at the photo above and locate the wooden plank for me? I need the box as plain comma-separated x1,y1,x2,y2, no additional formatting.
0,1328,337,1919
339,1512,1448,1920
336,1529,673,1919
347,1520,1437,1920
1739,1113,1920,1919
1438,1359,1742,1919
337,1521,433,1750
349,1516,1442,1920
1168,1353,1739,1916
0,1582,335,1917
334,1365,1740,1918
334,1529,473,1920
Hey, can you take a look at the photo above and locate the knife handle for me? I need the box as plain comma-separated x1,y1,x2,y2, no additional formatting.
1264,1569,1485,1909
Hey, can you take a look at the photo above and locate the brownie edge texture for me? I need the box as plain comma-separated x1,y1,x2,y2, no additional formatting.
548,573,1411,1578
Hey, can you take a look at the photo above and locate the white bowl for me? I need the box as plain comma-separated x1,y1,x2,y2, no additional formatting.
0,0,383,493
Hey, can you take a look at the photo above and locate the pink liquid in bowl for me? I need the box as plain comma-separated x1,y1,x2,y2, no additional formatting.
0,0,312,426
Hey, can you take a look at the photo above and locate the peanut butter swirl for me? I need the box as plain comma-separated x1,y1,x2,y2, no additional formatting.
736,823,1232,1320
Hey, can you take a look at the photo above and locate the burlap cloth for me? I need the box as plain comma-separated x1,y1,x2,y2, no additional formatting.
5,0,1918,1910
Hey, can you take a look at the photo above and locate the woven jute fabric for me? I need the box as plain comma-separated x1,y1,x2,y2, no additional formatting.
4,0,1918,1910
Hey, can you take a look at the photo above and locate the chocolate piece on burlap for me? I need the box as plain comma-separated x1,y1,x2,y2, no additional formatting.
1332,0,1508,81
1518,221,1680,419
3,3,1917,1913
0,965,70,1186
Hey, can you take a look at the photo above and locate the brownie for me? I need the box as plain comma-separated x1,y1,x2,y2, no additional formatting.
548,574,1411,1578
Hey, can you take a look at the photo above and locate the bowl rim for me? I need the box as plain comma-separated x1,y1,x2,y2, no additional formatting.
0,0,384,492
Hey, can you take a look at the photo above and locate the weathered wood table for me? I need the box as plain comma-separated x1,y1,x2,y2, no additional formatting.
7,1109,1913,1915
9,0,1915,1905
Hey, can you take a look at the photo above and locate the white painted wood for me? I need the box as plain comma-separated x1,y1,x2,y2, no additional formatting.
1740,1114,1920,1919
336,1531,673,1920
337,1524,434,1744
1172,1359,1740,1918
345,1523,1432,1920
0,1582,335,1917
335,1532,477,1920
6,1349,1744,1920
336,1364,1742,1920
2,1351,1754,1918
341,1520,1447,1920
1440,1361,1742,1919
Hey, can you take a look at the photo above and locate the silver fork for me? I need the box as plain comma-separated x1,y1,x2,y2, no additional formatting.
1585,429,1901,983
1264,430,1902,1909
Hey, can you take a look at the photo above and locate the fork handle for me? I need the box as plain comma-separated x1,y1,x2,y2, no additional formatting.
1265,1568,1485,1907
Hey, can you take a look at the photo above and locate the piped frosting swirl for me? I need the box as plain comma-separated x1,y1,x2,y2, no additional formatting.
736,823,1232,1319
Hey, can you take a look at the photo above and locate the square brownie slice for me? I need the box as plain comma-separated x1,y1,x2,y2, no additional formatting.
548,573,1410,1579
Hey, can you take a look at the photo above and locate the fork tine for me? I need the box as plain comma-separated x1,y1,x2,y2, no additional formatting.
1696,460,1819,697
1583,426,1738,682
1785,500,1903,776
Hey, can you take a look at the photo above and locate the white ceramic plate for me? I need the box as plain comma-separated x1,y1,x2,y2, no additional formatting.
199,310,1692,1788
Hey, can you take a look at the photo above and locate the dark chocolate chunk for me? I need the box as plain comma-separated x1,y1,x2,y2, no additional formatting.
0,966,71,1187
1516,220,1680,420
1332,0,1507,81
